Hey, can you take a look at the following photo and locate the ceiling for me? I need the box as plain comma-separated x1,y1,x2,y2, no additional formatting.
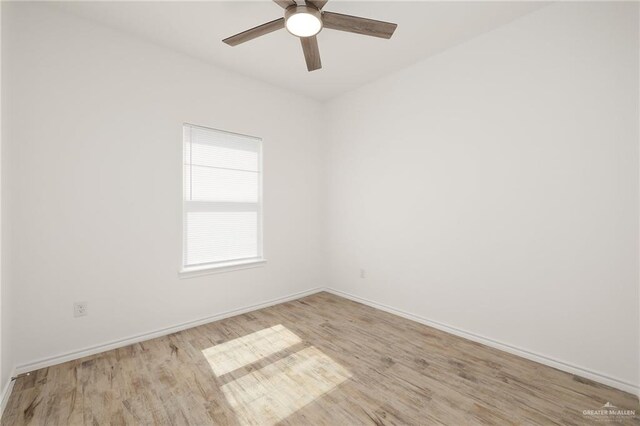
51,1,548,101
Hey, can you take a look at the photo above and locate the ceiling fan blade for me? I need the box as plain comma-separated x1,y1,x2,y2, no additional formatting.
305,0,328,10
273,0,296,9
322,12,397,39
300,36,321,71
223,18,285,46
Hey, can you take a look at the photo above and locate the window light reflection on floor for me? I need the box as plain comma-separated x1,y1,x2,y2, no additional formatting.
202,324,301,376
202,325,351,425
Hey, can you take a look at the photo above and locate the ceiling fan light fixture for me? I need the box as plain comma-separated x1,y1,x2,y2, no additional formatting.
223,0,398,72
285,5,322,38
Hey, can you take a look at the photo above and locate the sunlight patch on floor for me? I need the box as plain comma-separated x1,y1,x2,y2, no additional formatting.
202,324,301,376
220,346,351,425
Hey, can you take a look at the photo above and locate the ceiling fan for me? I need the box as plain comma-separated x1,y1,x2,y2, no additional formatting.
222,0,398,72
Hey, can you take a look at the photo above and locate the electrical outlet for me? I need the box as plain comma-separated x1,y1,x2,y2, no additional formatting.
360,269,366,279
74,302,88,317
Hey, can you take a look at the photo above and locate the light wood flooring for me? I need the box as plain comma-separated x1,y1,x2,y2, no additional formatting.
2,291,638,425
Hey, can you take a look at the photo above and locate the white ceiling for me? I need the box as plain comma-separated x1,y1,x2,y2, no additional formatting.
51,1,548,101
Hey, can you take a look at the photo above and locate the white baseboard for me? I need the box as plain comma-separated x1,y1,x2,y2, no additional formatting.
6,285,637,406
0,368,16,421
324,287,639,395
14,287,324,375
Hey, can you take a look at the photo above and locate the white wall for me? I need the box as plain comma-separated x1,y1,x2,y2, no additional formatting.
1,3,325,372
0,0,4,396
325,2,639,390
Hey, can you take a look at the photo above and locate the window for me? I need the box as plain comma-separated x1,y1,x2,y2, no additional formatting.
182,124,264,274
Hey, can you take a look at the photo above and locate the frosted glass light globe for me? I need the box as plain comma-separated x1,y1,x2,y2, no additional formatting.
285,6,322,38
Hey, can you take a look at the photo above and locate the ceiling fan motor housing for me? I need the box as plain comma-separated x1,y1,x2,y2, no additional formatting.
284,5,323,38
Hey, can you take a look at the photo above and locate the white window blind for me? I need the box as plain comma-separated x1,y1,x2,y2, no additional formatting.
183,124,263,270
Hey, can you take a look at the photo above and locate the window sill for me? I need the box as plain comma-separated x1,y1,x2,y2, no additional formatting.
179,259,267,279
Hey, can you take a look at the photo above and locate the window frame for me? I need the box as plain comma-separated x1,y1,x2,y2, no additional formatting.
179,123,265,278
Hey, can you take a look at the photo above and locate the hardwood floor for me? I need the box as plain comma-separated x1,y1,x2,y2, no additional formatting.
2,291,638,425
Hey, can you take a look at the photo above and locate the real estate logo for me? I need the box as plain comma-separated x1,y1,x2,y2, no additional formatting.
582,402,636,423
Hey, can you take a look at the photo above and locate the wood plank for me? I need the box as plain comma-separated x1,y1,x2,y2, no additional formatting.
2,292,638,425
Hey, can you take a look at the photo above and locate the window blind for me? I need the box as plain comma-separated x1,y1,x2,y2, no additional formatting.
183,124,262,269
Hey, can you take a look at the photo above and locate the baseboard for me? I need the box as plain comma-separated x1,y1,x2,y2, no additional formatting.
14,287,324,375
324,287,639,395
9,285,639,398
0,369,16,421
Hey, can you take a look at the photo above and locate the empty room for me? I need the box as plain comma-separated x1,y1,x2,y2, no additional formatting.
0,0,638,424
